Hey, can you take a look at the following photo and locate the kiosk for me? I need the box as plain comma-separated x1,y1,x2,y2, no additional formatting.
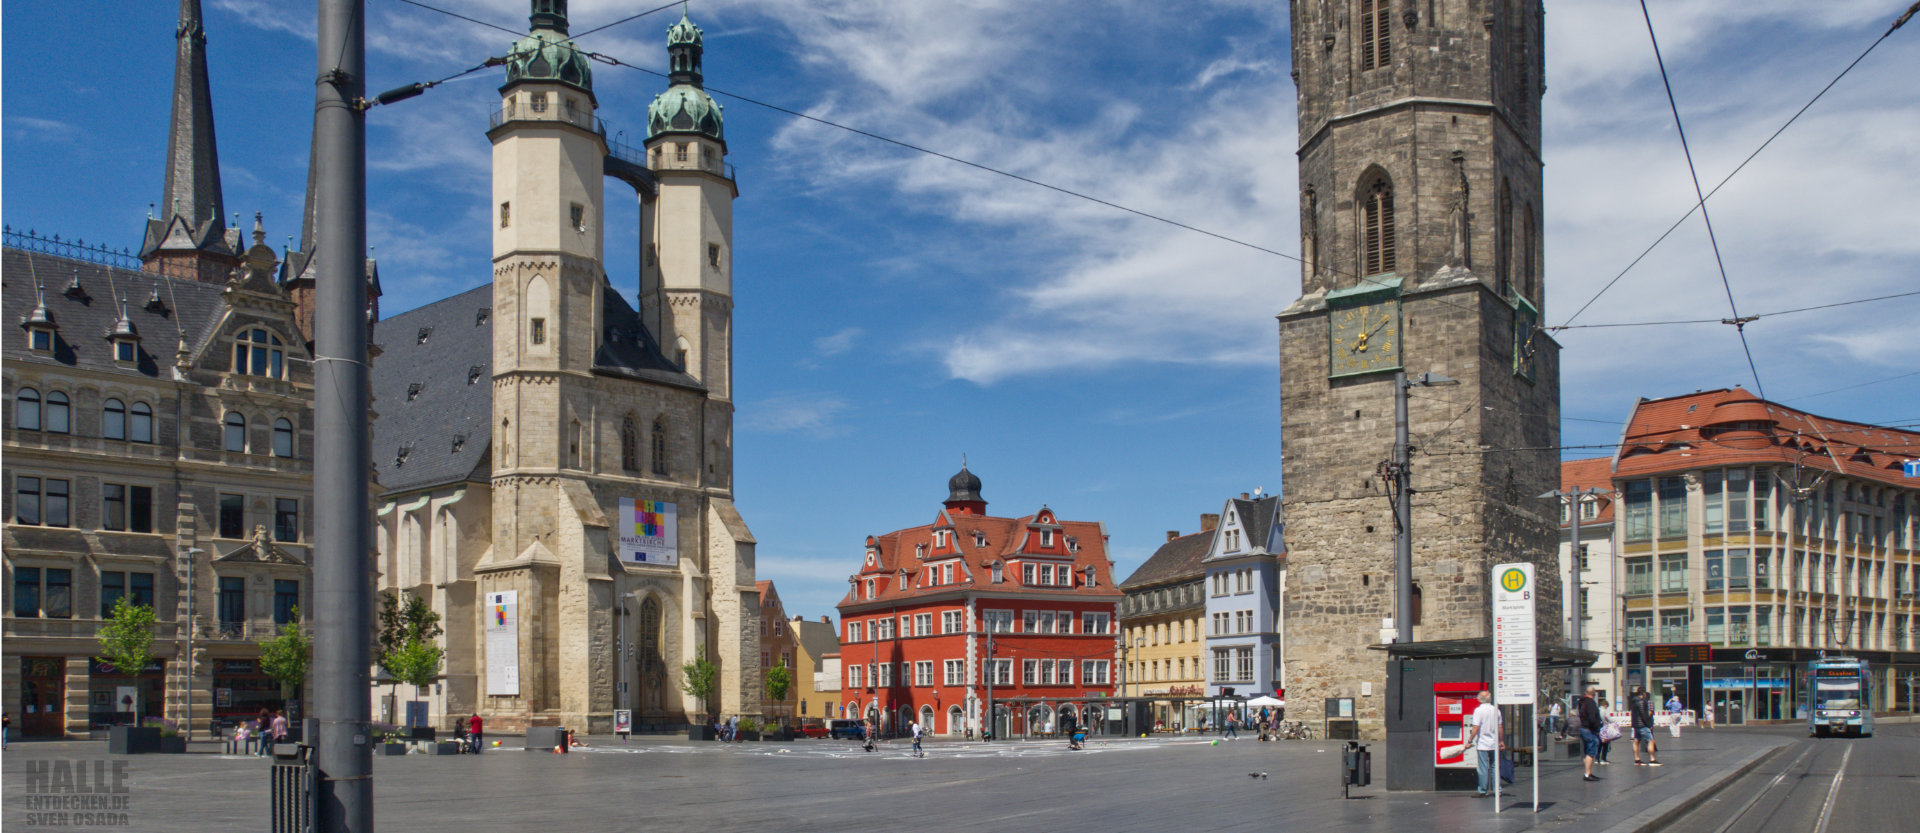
1376,639,1597,792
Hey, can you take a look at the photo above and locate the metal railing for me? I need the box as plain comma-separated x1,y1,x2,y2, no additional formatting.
3,226,142,269
205,622,290,641
489,104,605,135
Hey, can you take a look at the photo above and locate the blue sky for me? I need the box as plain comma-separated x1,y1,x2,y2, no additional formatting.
5,1,1918,621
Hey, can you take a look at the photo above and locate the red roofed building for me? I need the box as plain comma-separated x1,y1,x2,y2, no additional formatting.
1600,389,1918,718
1558,457,1618,695
836,465,1121,738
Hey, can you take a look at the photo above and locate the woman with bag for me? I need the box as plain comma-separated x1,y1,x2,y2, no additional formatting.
1596,712,1620,764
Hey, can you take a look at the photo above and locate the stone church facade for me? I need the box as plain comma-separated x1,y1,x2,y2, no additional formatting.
368,5,758,733
1278,1,1564,738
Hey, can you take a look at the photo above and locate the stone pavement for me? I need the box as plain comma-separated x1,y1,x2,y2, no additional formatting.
0,724,1794,832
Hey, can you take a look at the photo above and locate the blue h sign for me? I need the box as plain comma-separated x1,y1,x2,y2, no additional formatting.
1905,460,1920,478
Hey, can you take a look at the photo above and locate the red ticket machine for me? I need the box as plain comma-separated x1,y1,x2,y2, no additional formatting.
1433,682,1480,769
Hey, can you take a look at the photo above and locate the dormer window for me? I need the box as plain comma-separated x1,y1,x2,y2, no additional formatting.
990,563,1004,584
1022,563,1035,585
234,329,285,379
113,339,137,363
1041,529,1054,548
28,327,53,352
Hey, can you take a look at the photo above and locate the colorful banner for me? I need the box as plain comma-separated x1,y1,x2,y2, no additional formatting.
618,498,678,566
485,590,519,696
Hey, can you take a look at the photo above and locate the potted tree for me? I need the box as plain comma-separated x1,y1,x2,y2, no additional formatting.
258,608,311,748
681,658,718,741
387,638,443,748
99,597,161,754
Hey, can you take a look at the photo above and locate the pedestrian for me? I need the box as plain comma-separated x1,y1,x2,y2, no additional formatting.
1549,700,1564,738
468,713,483,755
3,712,9,750
1629,687,1660,767
256,706,274,757
1061,709,1079,750
1467,690,1504,798
1703,704,1715,729
1575,685,1604,782
910,720,924,757
727,715,740,743
268,709,289,754
1224,711,1239,741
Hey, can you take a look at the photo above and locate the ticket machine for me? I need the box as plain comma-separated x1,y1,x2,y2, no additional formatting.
1433,682,1481,769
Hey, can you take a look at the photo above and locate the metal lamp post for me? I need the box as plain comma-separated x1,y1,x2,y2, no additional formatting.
1392,371,1457,644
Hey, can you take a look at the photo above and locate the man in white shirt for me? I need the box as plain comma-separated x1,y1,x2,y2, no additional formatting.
1468,690,1504,798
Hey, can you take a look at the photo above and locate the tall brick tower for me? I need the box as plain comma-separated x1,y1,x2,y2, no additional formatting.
1278,1,1563,738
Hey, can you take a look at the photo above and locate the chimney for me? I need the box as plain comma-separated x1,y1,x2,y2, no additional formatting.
1166,530,1180,543
820,616,830,624
1240,492,1250,500
1201,514,1220,532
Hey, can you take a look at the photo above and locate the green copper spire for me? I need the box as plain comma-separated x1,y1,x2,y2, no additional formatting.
504,0,592,95
648,12,723,141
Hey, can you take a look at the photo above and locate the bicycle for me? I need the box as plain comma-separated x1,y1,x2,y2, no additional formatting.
1281,721,1315,740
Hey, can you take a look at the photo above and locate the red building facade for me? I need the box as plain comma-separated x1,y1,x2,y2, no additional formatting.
836,466,1121,737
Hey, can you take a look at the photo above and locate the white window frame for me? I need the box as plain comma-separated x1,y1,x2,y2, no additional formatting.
944,659,964,686
914,613,932,636
941,610,963,634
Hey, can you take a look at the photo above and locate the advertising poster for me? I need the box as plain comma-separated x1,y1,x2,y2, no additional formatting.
617,498,678,566
485,590,520,696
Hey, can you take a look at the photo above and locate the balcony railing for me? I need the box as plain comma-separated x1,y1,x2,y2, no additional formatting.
204,622,291,641
490,103,605,135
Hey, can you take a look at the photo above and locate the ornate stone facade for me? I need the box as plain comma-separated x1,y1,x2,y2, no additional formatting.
1278,1,1564,738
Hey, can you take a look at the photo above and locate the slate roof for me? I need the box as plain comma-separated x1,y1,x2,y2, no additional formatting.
791,617,841,663
1203,495,1283,561
1119,530,1211,589
1613,388,1920,490
368,284,495,494
368,279,702,495
2,247,227,376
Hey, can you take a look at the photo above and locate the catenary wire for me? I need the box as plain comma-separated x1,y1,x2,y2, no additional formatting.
1638,0,1765,399
1557,1,1920,330
1548,290,1920,331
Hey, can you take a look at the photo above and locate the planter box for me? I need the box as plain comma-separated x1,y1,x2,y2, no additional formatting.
158,736,187,754
764,730,794,742
108,726,162,754
408,727,436,741
738,730,761,741
430,741,463,755
687,725,717,742
525,727,567,751
375,742,410,756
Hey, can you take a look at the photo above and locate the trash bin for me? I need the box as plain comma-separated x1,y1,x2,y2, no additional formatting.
1343,741,1371,797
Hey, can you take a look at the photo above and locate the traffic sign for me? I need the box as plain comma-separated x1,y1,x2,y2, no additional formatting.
1491,562,1536,706
1904,459,1919,478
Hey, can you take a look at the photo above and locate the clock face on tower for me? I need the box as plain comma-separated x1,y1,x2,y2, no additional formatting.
1328,300,1401,377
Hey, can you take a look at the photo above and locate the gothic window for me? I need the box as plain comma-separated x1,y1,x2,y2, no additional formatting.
676,143,688,162
500,202,510,228
674,337,690,372
651,420,667,475
224,412,247,452
638,596,665,713
708,243,720,267
621,415,639,472
1361,174,1396,277
1523,203,1537,301
530,318,546,345
1359,0,1391,72
530,92,548,113
571,203,586,232
1497,180,1514,297
569,420,583,468
526,276,550,349
104,399,127,440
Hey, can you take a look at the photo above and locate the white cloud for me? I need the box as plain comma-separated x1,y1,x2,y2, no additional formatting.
812,327,863,357
740,393,850,437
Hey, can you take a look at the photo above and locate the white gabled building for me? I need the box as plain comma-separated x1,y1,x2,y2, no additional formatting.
1201,493,1285,699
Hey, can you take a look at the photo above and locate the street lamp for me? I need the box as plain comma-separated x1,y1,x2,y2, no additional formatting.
1540,486,1610,693
1391,371,1457,644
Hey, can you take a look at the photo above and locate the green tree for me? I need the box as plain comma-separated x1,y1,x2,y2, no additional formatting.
764,664,793,724
375,591,443,717
680,657,718,722
97,596,158,718
257,608,311,701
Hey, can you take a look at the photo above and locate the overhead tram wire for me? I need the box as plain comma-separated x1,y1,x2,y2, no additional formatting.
1547,289,1920,332
387,0,1499,318
1638,0,1766,399
1559,2,1920,331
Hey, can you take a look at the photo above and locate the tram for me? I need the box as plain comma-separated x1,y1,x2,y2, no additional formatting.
1806,657,1873,738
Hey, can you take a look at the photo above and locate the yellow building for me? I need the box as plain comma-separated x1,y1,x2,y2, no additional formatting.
787,615,841,724
1120,516,1214,730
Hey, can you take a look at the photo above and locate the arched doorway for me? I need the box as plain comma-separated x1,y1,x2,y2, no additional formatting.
1028,704,1054,737
919,705,935,735
947,705,963,736
1058,704,1079,733
898,705,914,736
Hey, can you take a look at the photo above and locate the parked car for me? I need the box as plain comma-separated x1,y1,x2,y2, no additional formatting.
797,720,829,739
826,719,866,740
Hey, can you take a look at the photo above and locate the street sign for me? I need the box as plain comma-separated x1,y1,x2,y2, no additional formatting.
1904,459,1919,478
1491,562,1536,706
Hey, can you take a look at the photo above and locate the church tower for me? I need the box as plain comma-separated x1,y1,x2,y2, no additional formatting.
139,0,240,283
1278,1,1563,737
640,12,737,411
